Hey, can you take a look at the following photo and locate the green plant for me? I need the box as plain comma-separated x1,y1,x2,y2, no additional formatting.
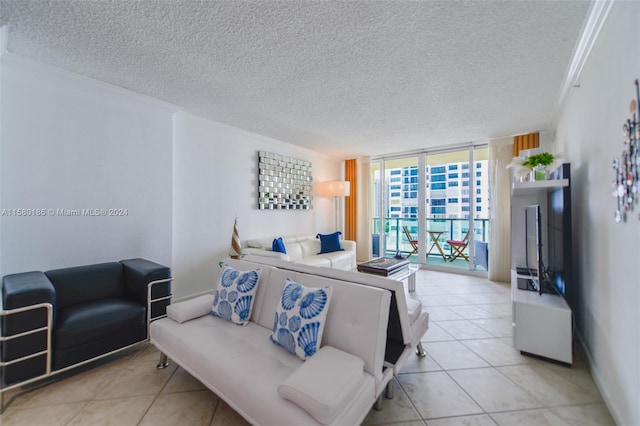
522,152,554,168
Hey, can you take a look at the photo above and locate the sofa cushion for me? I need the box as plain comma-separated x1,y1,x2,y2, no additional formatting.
406,297,422,326
299,239,321,258
242,248,288,260
318,251,354,270
272,237,287,254
278,346,365,424
296,256,331,268
246,239,266,249
211,264,261,325
168,295,213,323
45,262,125,310
316,232,343,254
284,242,304,262
55,298,145,350
270,278,332,360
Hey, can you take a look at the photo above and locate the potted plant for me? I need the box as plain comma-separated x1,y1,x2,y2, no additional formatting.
522,152,554,181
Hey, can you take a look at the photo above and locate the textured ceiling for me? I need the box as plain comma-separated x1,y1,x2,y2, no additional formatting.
0,0,592,159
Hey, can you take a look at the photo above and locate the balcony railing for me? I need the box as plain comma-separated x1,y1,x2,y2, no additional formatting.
371,217,489,269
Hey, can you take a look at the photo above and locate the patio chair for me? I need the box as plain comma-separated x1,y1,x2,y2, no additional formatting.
402,226,419,257
446,231,469,262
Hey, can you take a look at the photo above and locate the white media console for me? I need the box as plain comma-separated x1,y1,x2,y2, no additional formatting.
511,270,573,364
510,174,573,365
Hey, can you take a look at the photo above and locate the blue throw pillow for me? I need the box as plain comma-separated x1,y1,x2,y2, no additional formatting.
270,278,333,360
316,232,343,254
211,264,261,325
272,237,287,254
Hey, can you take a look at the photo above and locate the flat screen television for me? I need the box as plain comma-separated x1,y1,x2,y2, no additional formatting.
547,163,572,299
518,164,572,300
525,204,543,292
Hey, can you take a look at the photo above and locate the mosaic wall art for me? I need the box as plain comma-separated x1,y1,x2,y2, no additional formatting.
612,79,640,222
258,151,313,210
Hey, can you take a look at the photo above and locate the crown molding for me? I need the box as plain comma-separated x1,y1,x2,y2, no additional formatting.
550,0,615,126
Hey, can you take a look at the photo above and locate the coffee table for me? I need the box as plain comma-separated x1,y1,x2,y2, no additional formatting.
358,259,420,292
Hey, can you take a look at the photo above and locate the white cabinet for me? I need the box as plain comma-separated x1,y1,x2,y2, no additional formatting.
511,270,572,365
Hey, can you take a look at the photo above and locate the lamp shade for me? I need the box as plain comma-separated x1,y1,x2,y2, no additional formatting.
316,180,350,197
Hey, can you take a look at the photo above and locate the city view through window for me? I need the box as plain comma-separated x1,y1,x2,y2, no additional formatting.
371,147,489,271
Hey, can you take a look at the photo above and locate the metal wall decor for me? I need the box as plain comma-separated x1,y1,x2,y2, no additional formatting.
612,79,640,223
258,151,313,210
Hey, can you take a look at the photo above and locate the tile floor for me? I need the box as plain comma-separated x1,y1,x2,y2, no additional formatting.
0,269,615,425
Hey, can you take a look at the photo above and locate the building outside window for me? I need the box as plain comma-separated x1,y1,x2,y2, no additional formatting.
371,147,489,271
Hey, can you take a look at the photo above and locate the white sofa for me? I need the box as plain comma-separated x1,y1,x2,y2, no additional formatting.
242,235,356,270
241,255,431,387
150,257,392,426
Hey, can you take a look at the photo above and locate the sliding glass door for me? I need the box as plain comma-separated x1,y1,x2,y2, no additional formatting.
370,146,490,273
370,156,420,262
472,147,489,272
424,150,469,268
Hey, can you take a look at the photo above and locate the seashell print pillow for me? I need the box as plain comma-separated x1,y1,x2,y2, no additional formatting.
270,278,333,360
211,264,261,325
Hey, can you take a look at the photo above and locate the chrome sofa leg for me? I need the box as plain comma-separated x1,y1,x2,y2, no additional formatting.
416,342,427,357
385,380,395,399
156,353,170,369
374,393,384,411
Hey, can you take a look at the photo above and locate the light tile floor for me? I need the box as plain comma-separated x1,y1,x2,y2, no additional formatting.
0,270,615,425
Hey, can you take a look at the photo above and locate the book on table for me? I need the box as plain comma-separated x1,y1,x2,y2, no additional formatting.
357,257,410,276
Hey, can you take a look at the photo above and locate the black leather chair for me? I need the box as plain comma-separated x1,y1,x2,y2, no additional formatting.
1,258,171,394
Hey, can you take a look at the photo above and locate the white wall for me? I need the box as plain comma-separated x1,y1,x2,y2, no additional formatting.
172,112,340,299
554,2,640,424
0,27,6,281
0,53,343,301
0,55,175,275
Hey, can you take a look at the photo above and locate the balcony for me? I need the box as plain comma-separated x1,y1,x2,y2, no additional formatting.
372,217,489,271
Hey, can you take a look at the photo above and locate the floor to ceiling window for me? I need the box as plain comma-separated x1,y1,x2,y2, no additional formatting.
371,145,490,274
370,156,420,260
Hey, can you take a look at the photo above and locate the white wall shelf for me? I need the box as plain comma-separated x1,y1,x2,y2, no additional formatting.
511,178,569,195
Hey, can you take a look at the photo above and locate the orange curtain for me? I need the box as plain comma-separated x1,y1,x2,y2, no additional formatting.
513,132,539,157
345,159,357,241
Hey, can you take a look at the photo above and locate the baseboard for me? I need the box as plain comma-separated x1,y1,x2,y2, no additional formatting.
574,331,624,425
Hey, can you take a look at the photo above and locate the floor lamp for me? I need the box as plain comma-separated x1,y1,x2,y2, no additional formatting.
316,180,351,234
